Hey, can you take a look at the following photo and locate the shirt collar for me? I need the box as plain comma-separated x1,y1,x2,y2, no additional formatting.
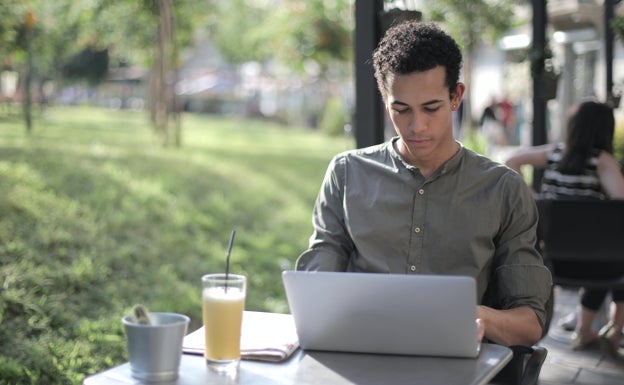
388,136,465,177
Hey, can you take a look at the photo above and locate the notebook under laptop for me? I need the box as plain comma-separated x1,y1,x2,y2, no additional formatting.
282,270,480,358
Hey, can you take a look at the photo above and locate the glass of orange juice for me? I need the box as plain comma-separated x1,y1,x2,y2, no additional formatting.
201,273,246,373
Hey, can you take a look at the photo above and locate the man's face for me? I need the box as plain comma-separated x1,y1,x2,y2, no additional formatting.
385,66,463,168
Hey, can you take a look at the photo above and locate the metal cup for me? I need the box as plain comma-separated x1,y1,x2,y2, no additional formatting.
122,312,190,382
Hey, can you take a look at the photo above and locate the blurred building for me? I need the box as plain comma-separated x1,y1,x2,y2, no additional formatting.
175,39,242,115
475,0,624,146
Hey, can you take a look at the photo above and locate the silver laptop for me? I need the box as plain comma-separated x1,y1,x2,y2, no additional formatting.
282,270,480,358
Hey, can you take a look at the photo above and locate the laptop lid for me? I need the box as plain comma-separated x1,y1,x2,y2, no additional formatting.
282,270,480,358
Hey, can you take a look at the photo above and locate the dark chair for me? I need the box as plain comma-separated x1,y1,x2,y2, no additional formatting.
490,345,548,385
516,198,624,384
535,198,624,290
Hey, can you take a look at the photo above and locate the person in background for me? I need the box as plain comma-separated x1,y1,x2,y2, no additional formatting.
297,20,552,347
480,96,498,126
480,95,506,152
497,95,516,145
505,100,624,355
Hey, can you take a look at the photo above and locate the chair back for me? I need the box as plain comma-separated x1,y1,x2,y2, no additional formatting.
535,198,624,289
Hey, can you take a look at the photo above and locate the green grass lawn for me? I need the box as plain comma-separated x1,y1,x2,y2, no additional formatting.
0,106,352,384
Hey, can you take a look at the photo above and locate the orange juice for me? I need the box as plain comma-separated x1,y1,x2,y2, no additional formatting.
202,286,246,361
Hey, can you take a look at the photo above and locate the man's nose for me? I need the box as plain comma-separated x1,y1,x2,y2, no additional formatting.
408,113,427,132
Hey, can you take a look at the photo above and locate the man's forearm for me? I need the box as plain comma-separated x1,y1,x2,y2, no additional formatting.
477,305,543,346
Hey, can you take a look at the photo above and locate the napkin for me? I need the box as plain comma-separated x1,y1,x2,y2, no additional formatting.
182,311,300,362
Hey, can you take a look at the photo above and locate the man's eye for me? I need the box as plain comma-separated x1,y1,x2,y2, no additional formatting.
424,106,440,113
392,108,408,114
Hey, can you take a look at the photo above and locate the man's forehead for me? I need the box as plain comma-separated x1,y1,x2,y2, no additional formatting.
386,68,449,103
387,65,446,80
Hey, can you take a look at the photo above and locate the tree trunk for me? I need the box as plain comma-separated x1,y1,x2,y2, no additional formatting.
148,0,177,146
166,0,182,147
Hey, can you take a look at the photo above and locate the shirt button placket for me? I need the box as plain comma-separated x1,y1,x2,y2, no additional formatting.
410,187,425,274
415,189,424,234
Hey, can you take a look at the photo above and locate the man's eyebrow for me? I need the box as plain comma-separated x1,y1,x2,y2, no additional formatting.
390,99,444,107
422,99,444,106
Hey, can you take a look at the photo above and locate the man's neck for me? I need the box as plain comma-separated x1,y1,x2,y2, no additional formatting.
395,139,460,178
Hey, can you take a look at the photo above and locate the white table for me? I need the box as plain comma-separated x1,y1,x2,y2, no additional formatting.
83,343,512,385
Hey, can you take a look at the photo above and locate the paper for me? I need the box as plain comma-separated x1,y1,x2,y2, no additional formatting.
182,311,299,362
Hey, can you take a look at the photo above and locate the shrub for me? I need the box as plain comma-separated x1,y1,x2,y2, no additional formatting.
320,95,348,137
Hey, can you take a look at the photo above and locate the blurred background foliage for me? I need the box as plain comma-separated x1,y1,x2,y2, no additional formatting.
0,0,534,143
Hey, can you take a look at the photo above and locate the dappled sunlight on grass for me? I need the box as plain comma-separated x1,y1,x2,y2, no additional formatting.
0,106,351,384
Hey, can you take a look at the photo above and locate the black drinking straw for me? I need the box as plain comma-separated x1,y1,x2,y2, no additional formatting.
224,229,236,292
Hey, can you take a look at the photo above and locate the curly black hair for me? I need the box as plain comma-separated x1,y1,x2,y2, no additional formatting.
373,21,463,101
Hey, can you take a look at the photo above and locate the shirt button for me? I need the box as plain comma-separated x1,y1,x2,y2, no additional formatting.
414,227,421,233
418,189,425,195
410,265,417,271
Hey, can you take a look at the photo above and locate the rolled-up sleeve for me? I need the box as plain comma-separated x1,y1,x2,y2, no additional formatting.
490,172,553,330
494,264,553,330
296,248,349,271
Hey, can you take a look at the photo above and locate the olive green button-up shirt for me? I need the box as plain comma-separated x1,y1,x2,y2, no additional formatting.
296,138,553,329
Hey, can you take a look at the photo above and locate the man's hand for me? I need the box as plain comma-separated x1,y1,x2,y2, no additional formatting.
476,318,485,342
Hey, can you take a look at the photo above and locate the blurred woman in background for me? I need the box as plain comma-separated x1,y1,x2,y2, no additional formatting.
505,100,624,356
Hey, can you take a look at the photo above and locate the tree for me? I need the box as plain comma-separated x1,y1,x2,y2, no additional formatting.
611,13,624,48
3,0,354,136
423,0,525,128
209,0,352,76
207,0,353,127
0,1,24,60
89,0,211,146
1,0,119,129
62,47,109,85
0,1,46,131
0,0,213,141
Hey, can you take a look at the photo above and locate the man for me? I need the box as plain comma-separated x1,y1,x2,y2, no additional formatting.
296,21,552,347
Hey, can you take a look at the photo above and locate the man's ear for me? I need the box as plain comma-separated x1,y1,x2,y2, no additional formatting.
451,83,466,106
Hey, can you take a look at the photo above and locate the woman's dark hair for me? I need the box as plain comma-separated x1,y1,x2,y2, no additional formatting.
558,101,615,174
372,21,463,101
